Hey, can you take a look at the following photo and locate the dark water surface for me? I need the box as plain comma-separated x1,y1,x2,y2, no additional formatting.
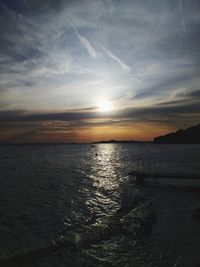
0,144,200,266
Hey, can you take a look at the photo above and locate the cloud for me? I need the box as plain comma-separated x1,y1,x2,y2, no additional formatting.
71,24,97,58
179,0,186,33
102,46,131,72
1,95,200,123
180,89,200,98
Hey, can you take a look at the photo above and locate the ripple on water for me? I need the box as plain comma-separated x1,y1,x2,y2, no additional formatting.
0,144,200,266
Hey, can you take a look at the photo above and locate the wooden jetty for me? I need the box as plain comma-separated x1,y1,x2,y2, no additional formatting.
129,171,200,185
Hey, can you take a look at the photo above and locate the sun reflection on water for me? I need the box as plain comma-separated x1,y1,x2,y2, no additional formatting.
90,144,121,191
83,144,123,222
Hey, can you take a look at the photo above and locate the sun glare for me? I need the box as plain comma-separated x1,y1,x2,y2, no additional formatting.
98,100,112,112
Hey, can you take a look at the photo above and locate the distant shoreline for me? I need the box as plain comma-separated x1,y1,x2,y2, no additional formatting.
0,141,151,145
91,140,152,144
1,141,200,145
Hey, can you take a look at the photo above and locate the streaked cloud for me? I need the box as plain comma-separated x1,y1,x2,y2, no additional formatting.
71,24,97,58
179,0,186,33
102,46,131,72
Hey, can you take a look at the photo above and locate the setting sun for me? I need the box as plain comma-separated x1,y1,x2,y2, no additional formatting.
98,100,112,112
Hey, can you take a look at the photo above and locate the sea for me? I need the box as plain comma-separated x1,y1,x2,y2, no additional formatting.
0,143,200,267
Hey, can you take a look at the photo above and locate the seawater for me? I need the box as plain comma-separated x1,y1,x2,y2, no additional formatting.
0,143,200,266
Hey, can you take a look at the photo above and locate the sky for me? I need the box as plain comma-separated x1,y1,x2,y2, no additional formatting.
0,0,200,143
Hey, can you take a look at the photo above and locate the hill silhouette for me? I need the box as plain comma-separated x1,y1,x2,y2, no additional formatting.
154,124,200,144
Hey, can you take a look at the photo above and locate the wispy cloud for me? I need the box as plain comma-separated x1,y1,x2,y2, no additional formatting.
179,0,186,33
71,24,97,58
102,46,131,72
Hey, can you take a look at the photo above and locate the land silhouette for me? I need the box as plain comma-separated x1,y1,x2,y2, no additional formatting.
154,124,200,144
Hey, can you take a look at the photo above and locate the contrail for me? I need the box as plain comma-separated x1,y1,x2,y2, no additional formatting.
102,46,131,73
179,0,186,33
70,22,97,58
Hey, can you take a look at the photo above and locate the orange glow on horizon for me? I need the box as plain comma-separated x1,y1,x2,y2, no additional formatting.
73,124,174,143
0,120,176,144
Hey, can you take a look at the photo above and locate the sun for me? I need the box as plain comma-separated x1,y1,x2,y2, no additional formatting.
98,99,112,112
